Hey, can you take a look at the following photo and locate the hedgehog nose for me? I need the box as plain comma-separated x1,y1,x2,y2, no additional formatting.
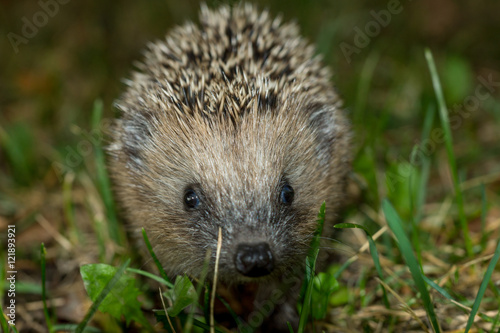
234,242,274,277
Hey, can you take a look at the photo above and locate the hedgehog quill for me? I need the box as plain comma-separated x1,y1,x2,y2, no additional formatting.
108,3,350,331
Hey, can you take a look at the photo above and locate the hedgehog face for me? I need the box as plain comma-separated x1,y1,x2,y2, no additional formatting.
173,119,321,281
109,104,346,282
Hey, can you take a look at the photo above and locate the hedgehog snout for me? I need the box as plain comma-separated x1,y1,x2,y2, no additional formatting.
234,242,275,277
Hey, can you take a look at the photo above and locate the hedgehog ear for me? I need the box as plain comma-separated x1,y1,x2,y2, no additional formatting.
307,104,339,165
119,111,154,168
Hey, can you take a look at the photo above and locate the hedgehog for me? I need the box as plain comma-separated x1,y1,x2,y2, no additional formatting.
108,3,350,331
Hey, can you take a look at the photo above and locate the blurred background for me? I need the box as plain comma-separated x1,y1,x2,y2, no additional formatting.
1,0,499,331
1,0,499,189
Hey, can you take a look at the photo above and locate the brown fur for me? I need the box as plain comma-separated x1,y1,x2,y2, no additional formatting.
108,3,350,331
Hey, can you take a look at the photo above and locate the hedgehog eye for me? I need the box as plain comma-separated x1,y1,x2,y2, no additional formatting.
184,189,200,209
280,184,294,205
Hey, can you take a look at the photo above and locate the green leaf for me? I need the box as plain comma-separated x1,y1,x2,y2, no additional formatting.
311,272,338,319
329,285,350,306
165,275,198,317
80,263,148,327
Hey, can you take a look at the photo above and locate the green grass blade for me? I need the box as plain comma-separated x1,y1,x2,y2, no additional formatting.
0,123,36,186
51,324,101,332
204,283,211,329
76,259,131,333
422,276,456,302
309,202,326,254
185,251,211,333
424,48,473,256
126,268,173,288
408,145,423,265
0,309,9,332
190,318,226,333
491,312,500,332
334,223,390,308
333,257,355,280
216,295,242,329
63,173,79,244
142,228,171,284
464,237,500,333
91,99,123,245
413,104,435,224
480,183,488,251
409,104,435,265
41,243,53,332
2,281,42,294
382,199,441,333
2,320,17,333
354,51,380,125
493,317,500,333
298,202,325,332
